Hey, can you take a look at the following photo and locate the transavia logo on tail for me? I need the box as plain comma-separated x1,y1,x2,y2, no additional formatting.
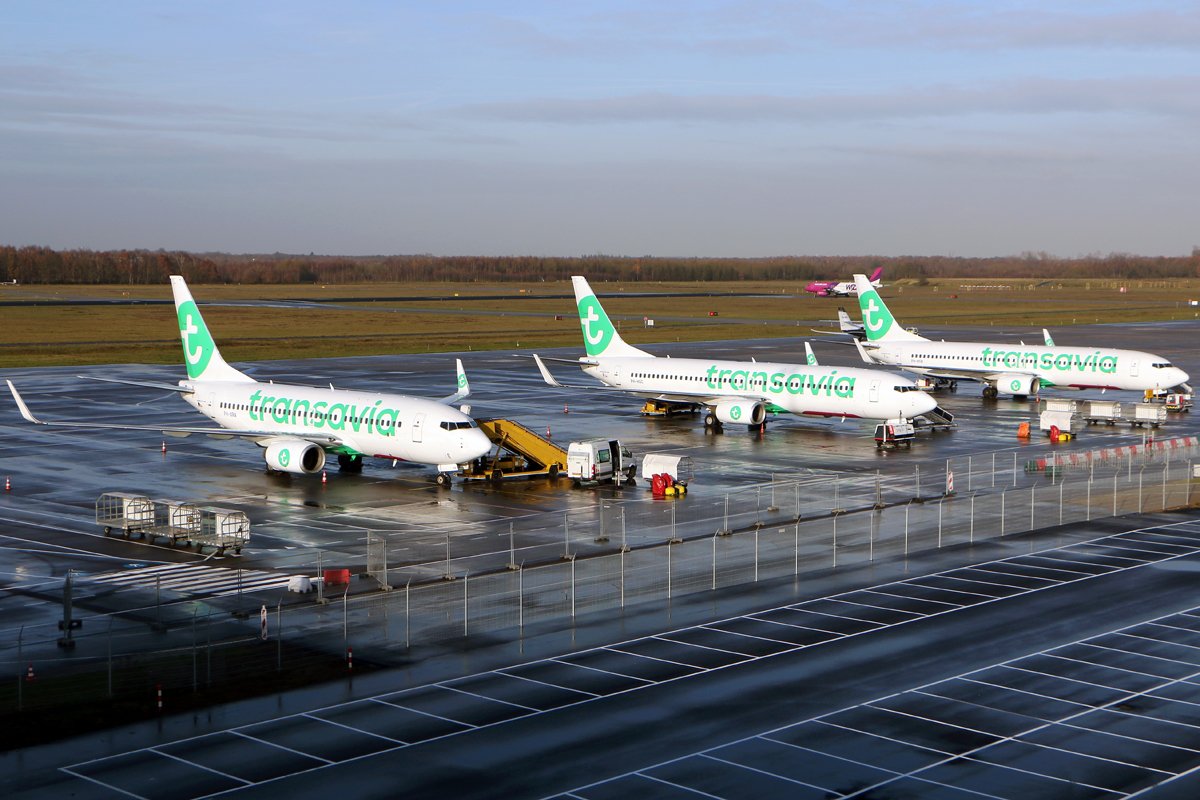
858,289,894,341
457,374,468,388
578,296,616,356
177,301,215,379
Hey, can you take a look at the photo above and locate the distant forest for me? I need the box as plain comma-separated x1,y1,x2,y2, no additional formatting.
2,245,1198,284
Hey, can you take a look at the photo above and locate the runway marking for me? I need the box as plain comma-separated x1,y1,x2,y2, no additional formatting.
440,682,540,712
229,729,335,764
61,517,1200,799
298,712,407,744
699,624,799,648
145,745,252,786
493,669,603,698
857,588,965,609
85,564,290,597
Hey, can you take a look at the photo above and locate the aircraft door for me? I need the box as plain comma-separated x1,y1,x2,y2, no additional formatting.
412,412,424,443
869,380,879,403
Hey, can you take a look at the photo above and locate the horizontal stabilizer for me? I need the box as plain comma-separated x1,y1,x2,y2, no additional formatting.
79,375,194,394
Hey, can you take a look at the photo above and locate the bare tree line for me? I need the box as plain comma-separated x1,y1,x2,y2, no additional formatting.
2,245,1198,285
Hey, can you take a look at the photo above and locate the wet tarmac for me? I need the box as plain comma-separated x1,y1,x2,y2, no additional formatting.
1,317,1199,797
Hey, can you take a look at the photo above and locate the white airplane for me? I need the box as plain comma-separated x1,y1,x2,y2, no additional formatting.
851,274,1190,400
7,276,492,486
532,275,940,433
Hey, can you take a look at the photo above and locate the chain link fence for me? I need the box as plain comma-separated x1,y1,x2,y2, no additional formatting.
3,439,1197,729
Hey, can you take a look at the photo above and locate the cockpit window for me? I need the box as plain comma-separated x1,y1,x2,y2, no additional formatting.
894,385,919,392
1152,362,1173,369
440,420,476,430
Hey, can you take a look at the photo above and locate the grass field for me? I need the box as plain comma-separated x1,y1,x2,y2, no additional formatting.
1,277,1197,369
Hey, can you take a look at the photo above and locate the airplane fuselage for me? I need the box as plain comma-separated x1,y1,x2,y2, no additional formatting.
182,380,491,465
867,342,1188,393
580,356,936,420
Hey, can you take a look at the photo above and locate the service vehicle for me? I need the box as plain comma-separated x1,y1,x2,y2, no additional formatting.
566,439,636,486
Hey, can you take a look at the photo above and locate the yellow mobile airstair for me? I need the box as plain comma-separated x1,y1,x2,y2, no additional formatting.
459,418,568,482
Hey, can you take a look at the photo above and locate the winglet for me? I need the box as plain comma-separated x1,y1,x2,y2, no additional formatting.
852,338,876,364
533,354,565,388
804,342,818,366
1042,328,1055,347
7,380,44,424
440,358,472,404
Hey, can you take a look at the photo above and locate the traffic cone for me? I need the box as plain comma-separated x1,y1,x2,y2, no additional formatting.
4,476,10,492
321,470,327,484
563,403,569,414
347,646,353,671
156,683,163,711
546,426,551,438
161,440,167,454
24,663,34,682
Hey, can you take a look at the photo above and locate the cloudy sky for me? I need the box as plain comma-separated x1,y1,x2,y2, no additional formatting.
2,1,1197,257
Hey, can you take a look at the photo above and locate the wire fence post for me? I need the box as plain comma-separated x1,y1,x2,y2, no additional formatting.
967,455,973,492
508,522,517,570
768,474,779,513
1059,479,1065,525
992,452,996,488
463,570,469,635
1087,475,1092,521
1138,467,1144,514
915,465,921,499
620,547,626,607
563,512,570,560
405,579,411,648
1188,461,1193,507
720,494,730,535
667,537,673,600
518,564,524,630
904,504,910,556
1113,470,1119,516
711,535,717,590
794,523,800,576
1030,483,1036,531
1000,490,1006,536
570,558,576,620
794,482,801,521
1013,452,1018,487
832,514,838,567
869,513,875,562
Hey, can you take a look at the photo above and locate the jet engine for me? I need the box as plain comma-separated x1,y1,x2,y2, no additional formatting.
264,439,326,474
713,398,767,426
994,374,1040,398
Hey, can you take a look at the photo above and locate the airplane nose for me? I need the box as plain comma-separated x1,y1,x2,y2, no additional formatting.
914,392,938,416
1173,368,1189,388
466,429,491,459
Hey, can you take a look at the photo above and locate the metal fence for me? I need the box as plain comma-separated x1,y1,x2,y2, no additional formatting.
3,440,1197,721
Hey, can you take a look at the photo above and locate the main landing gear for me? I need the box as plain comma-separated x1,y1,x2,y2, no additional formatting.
435,472,453,488
703,411,725,434
982,385,999,400
337,454,363,473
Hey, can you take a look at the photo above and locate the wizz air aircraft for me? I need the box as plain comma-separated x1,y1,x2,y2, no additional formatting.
7,276,491,485
851,274,1190,400
532,276,940,432
805,267,882,298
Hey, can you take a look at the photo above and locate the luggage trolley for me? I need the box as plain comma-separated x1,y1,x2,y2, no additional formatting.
95,492,154,539
196,507,250,555
151,499,202,547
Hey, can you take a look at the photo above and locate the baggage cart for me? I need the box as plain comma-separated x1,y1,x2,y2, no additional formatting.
195,507,250,555
1130,403,1167,428
1082,400,1122,425
150,499,201,546
95,492,154,538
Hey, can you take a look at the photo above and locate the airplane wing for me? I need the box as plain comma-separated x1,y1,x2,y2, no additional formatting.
78,375,195,394
438,358,471,405
7,381,340,445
